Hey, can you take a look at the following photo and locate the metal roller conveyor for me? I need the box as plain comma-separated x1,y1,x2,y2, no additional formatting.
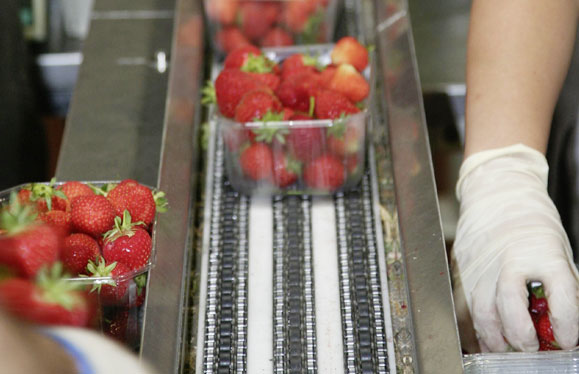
194,118,396,373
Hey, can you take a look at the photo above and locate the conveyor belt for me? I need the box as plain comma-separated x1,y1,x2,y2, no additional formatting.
195,119,396,373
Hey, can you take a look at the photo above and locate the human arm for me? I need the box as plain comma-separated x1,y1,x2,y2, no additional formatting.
452,0,579,353
465,0,578,156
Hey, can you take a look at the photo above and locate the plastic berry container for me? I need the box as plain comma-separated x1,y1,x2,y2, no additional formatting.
203,0,339,56
0,180,158,351
216,44,373,195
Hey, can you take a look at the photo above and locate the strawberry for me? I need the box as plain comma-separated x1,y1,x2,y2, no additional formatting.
528,284,561,351
38,210,72,236
261,27,294,47
276,71,321,112
129,273,147,308
106,179,158,228
215,69,269,118
238,53,281,91
326,63,370,103
56,181,94,207
0,193,62,278
71,195,116,237
280,53,319,81
314,89,360,120
331,36,369,72
239,142,274,181
224,45,262,69
290,113,313,120
17,189,32,206
535,313,560,351
273,151,301,188
319,64,337,87
303,154,345,190
61,233,101,275
286,127,325,162
239,2,280,41
327,120,362,157
529,286,549,322
86,257,131,305
205,0,239,25
216,26,252,54
27,179,69,212
0,263,93,327
102,211,152,271
234,89,283,122
283,0,318,33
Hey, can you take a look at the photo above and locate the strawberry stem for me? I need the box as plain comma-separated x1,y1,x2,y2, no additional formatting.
36,262,83,310
0,192,38,235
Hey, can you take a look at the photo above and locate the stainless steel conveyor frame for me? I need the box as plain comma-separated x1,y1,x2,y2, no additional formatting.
55,0,463,372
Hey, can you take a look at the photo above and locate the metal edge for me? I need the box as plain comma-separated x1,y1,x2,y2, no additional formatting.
374,0,463,372
139,0,204,372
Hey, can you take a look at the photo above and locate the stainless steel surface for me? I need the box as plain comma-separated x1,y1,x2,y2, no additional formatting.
54,1,175,186
374,0,464,372
408,0,470,94
139,0,204,373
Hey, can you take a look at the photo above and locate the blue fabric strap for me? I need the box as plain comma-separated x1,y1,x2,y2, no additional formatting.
42,330,95,374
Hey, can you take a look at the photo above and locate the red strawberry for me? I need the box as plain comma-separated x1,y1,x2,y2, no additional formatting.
27,180,69,212
61,233,101,275
17,189,32,206
283,0,318,33
86,257,131,305
331,36,369,72
217,27,252,54
234,89,283,122
56,181,94,207
0,263,93,326
314,89,360,120
215,69,269,118
0,193,62,278
239,2,280,41
38,210,72,236
224,45,262,69
248,72,281,91
319,65,337,87
290,113,313,120
327,121,362,157
529,289,549,322
273,151,301,188
71,195,116,237
535,313,560,351
276,71,321,112
205,0,239,25
326,63,370,103
303,154,345,190
286,127,325,162
240,142,274,181
280,53,319,81
261,27,294,47
129,273,147,308
106,179,157,228
102,211,152,271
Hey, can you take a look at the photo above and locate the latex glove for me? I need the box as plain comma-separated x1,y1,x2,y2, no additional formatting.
451,143,579,352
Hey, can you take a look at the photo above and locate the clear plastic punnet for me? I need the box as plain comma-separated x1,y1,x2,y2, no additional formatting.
214,43,374,195
203,0,339,56
463,349,579,374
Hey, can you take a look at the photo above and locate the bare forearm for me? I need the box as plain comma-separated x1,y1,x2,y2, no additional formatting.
465,0,578,157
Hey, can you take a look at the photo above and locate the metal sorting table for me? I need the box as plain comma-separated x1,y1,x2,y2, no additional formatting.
55,0,463,373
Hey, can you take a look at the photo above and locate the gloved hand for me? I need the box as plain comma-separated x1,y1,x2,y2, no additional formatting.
451,143,579,353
